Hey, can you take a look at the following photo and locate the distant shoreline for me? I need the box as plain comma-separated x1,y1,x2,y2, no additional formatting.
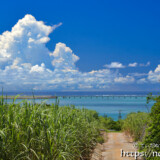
3,95,57,99
2,95,150,99
0,91,158,97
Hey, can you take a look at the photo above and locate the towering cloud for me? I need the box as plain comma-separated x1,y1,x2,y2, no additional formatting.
0,14,61,68
51,43,79,72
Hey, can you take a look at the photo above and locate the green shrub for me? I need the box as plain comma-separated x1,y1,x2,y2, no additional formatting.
96,136,104,144
98,116,122,131
141,95,160,160
123,112,149,141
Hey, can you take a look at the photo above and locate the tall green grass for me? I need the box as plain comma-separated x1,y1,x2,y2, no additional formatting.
0,97,100,160
122,112,149,141
122,95,160,159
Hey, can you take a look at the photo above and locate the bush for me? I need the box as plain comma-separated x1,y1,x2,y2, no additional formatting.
141,95,160,160
123,112,149,141
99,116,122,131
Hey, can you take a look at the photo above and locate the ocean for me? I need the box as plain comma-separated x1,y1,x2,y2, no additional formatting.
3,91,157,120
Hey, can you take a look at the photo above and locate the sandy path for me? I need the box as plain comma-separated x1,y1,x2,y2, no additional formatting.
102,132,137,160
91,132,141,160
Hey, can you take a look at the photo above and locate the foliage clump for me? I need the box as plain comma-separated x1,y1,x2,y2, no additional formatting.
122,94,160,160
99,115,122,131
122,112,149,141
0,98,101,160
141,95,160,160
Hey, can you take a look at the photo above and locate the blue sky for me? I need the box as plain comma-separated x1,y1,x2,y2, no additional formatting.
0,0,160,91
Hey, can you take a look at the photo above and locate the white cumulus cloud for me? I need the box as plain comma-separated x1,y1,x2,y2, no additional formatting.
148,65,160,83
0,14,61,68
51,42,79,72
128,62,138,67
104,62,125,68
114,76,135,83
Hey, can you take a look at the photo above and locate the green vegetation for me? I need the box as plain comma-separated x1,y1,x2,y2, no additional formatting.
3,92,160,160
122,112,149,141
141,95,160,160
0,97,101,160
99,115,122,131
122,94,160,160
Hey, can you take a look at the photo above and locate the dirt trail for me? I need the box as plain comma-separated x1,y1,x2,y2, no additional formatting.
91,132,141,160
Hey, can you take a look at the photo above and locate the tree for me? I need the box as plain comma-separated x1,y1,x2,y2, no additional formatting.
142,95,160,159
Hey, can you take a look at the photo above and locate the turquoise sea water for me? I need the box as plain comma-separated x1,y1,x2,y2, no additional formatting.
58,96,153,120
8,95,154,121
